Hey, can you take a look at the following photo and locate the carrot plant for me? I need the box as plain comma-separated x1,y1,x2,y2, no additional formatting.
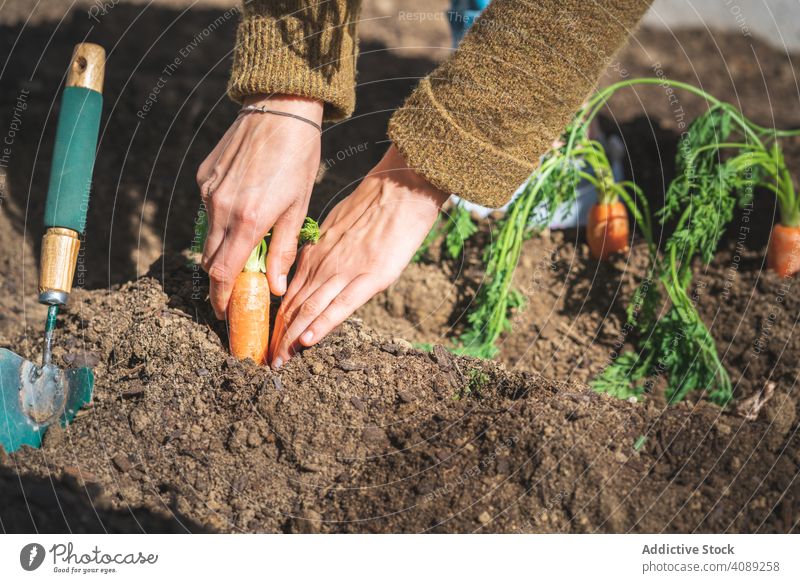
413,201,478,262
594,101,800,404
453,126,651,358
440,77,800,404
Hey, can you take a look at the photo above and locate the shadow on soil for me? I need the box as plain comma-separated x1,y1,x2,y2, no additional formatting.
0,464,207,532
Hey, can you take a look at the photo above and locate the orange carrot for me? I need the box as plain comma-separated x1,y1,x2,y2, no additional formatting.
587,200,630,260
227,241,270,363
767,224,800,278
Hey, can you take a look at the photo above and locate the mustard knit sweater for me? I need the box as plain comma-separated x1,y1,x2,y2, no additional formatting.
228,0,651,208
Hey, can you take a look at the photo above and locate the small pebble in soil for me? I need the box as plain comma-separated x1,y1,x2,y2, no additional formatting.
128,469,146,482
196,368,210,377
121,382,146,399
338,360,364,372
379,343,401,355
478,511,492,524
112,453,134,473
129,409,149,433
392,338,413,351
300,462,324,473
271,376,283,392
194,474,209,492
246,431,263,448
434,449,450,462
350,396,366,412
362,425,387,444
431,345,452,370
62,350,101,368
396,390,414,404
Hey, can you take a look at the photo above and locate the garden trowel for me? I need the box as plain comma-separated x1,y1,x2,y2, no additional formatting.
0,43,105,453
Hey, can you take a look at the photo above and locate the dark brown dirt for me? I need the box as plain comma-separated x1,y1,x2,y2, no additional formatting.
0,3,798,533
2,255,798,533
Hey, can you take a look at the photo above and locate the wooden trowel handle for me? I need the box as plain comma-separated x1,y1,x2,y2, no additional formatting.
39,43,105,306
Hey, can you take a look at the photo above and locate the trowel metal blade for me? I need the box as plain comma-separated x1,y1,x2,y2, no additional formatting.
0,348,93,453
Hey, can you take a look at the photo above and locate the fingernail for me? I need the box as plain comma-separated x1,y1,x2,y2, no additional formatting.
272,357,283,370
278,274,287,294
300,330,314,345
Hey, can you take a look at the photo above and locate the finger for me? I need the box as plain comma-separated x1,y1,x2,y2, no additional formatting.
268,268,320,366
269,306,287,365
268,246,315,359
206,225,262,319
271,276,346,368
266,208,304,295
299,274,386,348
201,213,226,269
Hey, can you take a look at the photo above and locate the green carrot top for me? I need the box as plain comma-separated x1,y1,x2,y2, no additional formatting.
243,239,268,273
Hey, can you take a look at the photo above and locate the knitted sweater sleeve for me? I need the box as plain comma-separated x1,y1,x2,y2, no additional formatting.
228,1,651,207
388,0,652,207
227,0,361,122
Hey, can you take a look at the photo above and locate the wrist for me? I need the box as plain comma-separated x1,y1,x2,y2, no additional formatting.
242,93,324,124
382,144,451,208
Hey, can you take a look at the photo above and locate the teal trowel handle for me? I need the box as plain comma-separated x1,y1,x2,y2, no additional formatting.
44,87,103,231
39,43,105,306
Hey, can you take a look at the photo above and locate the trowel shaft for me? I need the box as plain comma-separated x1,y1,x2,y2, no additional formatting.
41,305,58,367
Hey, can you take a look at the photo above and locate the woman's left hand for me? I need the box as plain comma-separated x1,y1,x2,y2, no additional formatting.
269,144,450,368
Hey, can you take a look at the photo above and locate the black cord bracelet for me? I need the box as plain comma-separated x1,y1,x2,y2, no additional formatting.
238,104,322,133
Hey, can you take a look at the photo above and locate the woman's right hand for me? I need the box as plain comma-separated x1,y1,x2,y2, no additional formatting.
197,94,323,318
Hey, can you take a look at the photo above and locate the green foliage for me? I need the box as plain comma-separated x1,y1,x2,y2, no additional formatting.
452,134,579,358
413,216,444,263
299,217,320,245
445,205,478,258
412,202,477,262
454,368,490,400
422,79,800,407
594,102,800,406
243,239,268,274
454,123,650,360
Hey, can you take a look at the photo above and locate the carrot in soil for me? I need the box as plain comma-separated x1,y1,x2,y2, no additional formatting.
228,241,270,363
761,142,800,277
767,224,800,277
575,138,632,261
587,199,630,261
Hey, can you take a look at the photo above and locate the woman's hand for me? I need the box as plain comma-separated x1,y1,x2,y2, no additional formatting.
197,94,322,318
269,144,450,368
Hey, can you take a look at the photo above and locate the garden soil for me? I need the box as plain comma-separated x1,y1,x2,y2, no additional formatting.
0,1,798,533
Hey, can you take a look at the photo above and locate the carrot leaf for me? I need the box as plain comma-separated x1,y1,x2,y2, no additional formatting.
243,239,267,273
299,217,320,245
